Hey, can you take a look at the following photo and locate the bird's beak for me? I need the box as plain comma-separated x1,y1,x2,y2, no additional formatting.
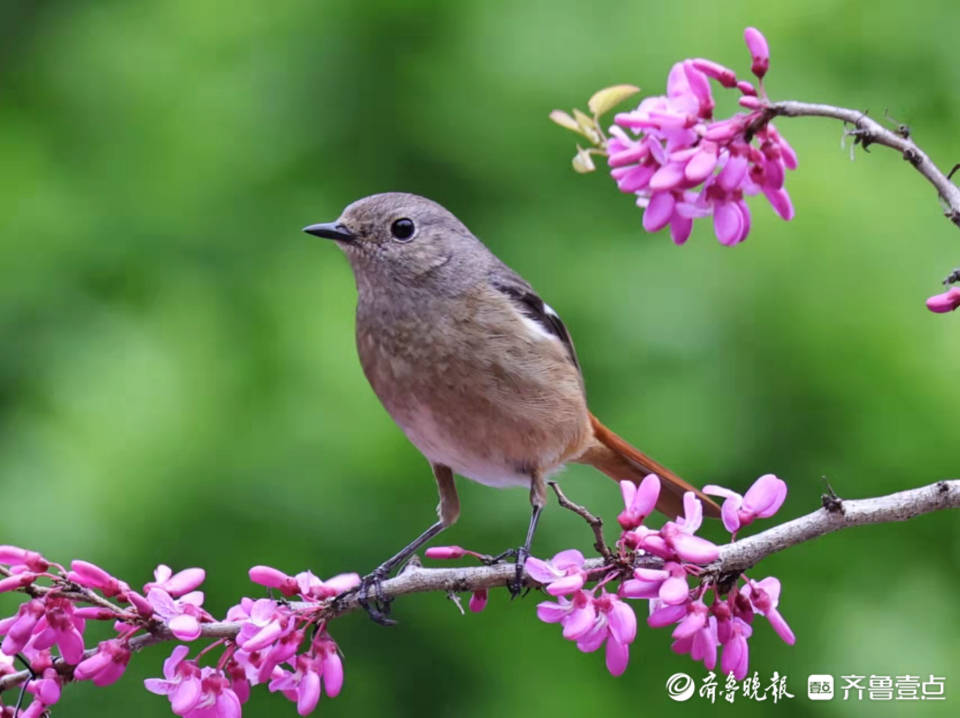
302,222,355,242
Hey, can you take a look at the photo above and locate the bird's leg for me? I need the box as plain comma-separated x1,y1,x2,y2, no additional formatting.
509,471,546,598
351,464,460,625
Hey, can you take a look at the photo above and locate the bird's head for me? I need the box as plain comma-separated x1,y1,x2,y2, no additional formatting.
304,193,484,290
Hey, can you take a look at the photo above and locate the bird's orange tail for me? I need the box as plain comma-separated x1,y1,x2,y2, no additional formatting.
574,412,721,520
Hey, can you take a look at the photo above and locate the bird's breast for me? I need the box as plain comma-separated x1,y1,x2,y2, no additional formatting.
355,296,591,486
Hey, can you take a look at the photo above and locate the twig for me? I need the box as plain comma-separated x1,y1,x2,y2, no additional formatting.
0,568,130,617
547,481,614,561
711,478,959,575
1,479,957,694
748,101,960,228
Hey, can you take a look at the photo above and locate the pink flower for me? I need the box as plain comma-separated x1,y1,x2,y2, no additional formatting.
617,475,660,530
249,565,300,597
524,549,587,596
0,572,40,594
743,27,770,79
228,598,294,652
424,546,466,559
537,589,637,676
926,287,960,313
67,560,127,597
248,566,360,600
469,589,488,613
0,546,49,572
719,616,753,679
630,492,719,564
742,576,795,645
73,639,130,686
671,614,719,671
147,587,207,641
270,656,322,716
146,647,242,718
293,571,361,601
572,592,638,677
704,474,787,533
691,58,738,88
190,668,244,718
29,596,86,664
620,564,690,605
0,600,45,656
145,645,204,714
268,635,344,714
144,565,206,598
536,589,597,640
226,598,305,685
15,665,63,718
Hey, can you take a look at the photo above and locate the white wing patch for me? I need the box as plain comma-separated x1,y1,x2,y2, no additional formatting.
519,312,562,342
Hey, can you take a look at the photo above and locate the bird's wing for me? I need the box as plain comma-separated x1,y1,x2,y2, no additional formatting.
489,269,581,373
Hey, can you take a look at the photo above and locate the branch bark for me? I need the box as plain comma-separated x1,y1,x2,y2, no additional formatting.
1,479,957,693
754,100,960,229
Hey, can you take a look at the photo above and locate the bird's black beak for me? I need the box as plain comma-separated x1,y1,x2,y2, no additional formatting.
302,222,355,242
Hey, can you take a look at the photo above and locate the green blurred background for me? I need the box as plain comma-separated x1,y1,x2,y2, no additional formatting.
1,0,958,715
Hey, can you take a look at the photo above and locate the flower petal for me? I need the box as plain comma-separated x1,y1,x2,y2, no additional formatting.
322,650,344,697
551,549,585,570
168,614,202,642
642,192,676,233
163,568,206,598
605,637,630,676
547,574,585,597
766,608,796,645
671,533,720,564
743,474,787,517
562,603,596,640
170,676,202,716
659,576,690,605
713,201,743,246
648,603,687,628
297,671,321,716
524,557,561,584
607,601,637,644
536,601,568,624
720,495,743,533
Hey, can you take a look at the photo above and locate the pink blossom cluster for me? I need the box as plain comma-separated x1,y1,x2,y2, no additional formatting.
0,553,216,717
525,474,793,677
0,548,356,717
607,27,796,245
530,554,637,676
139,564,356,718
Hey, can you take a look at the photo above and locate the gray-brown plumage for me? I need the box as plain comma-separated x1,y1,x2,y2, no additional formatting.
304,192,718,608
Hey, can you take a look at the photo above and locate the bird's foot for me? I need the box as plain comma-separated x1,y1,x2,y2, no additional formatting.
507,546,530,599
481,547,517,566
341,565,396,626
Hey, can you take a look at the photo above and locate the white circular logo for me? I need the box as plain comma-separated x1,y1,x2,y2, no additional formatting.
666,672,695,702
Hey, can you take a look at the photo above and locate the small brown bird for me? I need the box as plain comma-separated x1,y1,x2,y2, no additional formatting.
305,193,718,615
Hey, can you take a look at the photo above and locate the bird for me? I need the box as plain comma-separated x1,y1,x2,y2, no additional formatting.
304,193,719,619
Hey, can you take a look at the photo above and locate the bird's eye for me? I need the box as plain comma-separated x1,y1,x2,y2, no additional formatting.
390,218,416,241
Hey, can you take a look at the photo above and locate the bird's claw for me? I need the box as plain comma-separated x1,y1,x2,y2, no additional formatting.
350,567,396,626
481,547,517,566
507,546,530,599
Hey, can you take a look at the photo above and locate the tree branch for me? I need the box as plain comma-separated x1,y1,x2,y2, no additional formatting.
1,479,957,694
753,100,960,229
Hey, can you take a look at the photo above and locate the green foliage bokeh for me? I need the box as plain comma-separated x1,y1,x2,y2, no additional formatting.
1,0,957,716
